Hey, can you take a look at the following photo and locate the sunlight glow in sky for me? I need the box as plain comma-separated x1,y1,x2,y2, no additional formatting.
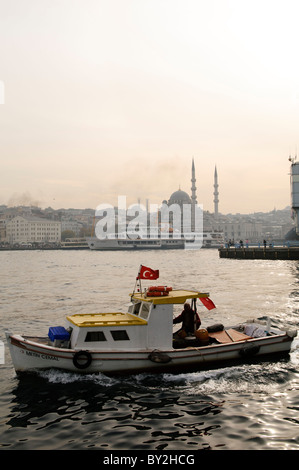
1,0,299,213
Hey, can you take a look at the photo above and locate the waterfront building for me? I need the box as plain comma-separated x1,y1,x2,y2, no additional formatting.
61,219,84,236
0,218,5,241
5,216,61,244
213,221,263,243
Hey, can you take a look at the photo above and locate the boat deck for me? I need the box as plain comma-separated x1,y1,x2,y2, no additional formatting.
22,323,280,352
23,336,50,345
208,328,251,343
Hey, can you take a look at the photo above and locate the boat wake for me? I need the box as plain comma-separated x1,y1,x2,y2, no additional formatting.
37,343,299,395
38,369,120,387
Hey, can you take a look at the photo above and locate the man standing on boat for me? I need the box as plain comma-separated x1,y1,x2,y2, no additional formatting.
173,302,201,336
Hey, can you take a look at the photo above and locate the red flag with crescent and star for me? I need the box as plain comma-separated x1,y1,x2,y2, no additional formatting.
138,265,159,280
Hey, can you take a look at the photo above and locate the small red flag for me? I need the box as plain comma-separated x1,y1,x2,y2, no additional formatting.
138,265,159,280
199,297,216,310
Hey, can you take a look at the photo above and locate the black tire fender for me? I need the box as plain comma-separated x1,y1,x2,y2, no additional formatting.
148,350,171,363
239,345,260,357
73,350,92,369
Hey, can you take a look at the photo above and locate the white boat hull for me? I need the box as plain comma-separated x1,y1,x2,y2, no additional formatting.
6,330,295,376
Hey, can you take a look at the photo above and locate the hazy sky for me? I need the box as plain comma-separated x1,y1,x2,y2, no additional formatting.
1,0,299,214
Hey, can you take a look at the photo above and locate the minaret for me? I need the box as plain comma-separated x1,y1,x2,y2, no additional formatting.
191,158,197,205
191,158,197,231
214,165,219,218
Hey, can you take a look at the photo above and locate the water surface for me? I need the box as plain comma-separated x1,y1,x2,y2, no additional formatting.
1,249,299,450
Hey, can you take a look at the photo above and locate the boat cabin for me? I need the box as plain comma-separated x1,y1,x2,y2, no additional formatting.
64,289,210,351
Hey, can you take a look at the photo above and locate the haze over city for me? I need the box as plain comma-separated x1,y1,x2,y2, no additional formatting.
1,0,299,214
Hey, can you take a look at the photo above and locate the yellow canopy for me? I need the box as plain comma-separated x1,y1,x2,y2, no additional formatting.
131,289,210,305
67,312,147,327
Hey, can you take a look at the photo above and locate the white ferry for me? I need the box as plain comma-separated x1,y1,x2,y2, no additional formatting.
6,267,296,376
60,238,89,249
202,230,224,248
86,235,185,250
86,230,223,250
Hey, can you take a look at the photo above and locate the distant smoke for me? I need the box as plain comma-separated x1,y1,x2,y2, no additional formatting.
106,156,189,205
7,191,41,208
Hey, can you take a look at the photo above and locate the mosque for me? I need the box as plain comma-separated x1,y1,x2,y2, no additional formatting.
131,159,222,242
162,159,219,226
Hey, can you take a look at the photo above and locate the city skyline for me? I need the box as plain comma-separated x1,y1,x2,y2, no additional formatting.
1,1,299,213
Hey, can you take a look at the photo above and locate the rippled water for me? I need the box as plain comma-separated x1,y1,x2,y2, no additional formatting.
1,249,299,450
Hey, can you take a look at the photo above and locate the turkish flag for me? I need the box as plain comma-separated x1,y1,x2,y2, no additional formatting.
138,265,159,280
199,297,216,310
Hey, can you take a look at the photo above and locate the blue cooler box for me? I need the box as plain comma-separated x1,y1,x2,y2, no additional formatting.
48,326,70,342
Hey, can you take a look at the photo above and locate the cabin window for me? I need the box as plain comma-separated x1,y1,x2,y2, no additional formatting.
85,331,106,342
128,301,141,315
111,330,129,341
139,302,150,320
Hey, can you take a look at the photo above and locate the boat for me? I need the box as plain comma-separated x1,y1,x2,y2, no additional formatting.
60,237,89,250
6,265,296,376
86,235,185,250
86,229,223,251
202,230,224,248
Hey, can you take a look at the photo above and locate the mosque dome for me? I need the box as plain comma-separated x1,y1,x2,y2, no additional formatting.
168,189,192,206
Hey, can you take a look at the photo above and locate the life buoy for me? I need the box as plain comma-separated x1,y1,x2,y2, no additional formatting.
73,350,92,369
147,291,169,297
148,286,172,292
